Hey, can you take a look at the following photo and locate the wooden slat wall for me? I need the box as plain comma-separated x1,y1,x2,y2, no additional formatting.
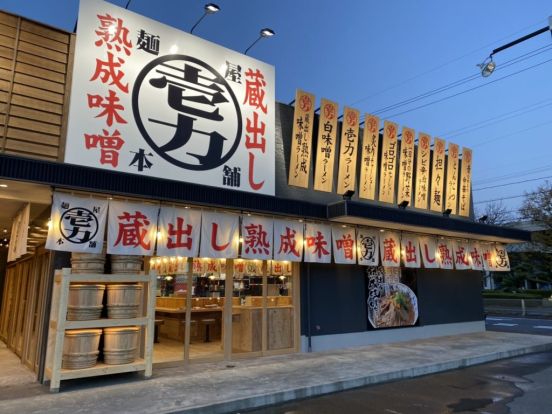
0,11,73,161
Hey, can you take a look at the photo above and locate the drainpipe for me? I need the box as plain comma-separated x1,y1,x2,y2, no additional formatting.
306,262,312,352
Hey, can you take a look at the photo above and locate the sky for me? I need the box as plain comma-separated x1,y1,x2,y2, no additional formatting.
2,0,552,221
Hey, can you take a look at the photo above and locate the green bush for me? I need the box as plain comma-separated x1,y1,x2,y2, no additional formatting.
482,291,542,299
519,289,552,298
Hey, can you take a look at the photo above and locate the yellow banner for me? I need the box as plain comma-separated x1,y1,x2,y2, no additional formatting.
397,127,415,205
414,132,431,209
459,147,473,217
288,89,315,188
337,107,360,195
359,114,380,200
313,99,338,192
445,142,459,214
430,137,446,212
378,120,399,204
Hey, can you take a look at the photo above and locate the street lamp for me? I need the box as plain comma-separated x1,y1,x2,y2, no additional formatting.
478,16,552,77
244,28,275,55
190,3,220,34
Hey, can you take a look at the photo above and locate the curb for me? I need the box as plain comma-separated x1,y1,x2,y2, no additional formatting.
169,342,552,414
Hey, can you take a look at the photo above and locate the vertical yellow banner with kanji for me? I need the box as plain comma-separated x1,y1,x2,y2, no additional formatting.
337,107,360,195
313,99,338,192
359,114,380,201
378,121,398,204
414,132,431,209
288,89,315,188
397,126,415,205
445,142,460,215
459,147,472,217
430,137,446,212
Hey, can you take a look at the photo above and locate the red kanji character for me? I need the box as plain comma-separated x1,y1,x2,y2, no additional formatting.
438,243,453,266
245,112,266,152
94,14,132,56
335,234,354,260
278,227,300,257
206,260,218,272
404,240,417,263
87,89,127,127
470,248,482,267
248,152,264,191
90,52,128,93
455,246,469,266
383,238,398,263
234,261,245,273
244,223,270,255
243,68,267,114
114,211,151,249
306,231,329,259
84,129,125,167
273,262,283,273
210,222,230,251
167,217,193,249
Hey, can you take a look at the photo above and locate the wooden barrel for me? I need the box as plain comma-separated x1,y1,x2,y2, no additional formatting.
67,284,105,320
71,251,106,274
110,255,143,274
62,329,102,369
106,284,143,319
103,326,140,365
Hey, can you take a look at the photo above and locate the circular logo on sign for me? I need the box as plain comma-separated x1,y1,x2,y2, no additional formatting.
404,130,413,144
132,55,242,171
60,207,99,244
421,135,429,150
323,103,336,120
299,95,312,112
386,124,396,139
367,117,378,134
346,111,357,127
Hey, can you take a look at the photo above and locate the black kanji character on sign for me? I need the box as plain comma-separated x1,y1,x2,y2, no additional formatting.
224,61,242,83
133,55,242,171
129,148,153,171
222,165,241,187
137,29,160,55
59,207,99,244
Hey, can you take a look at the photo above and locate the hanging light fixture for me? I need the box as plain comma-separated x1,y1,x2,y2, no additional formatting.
477,55,496,77
244,28,276,55
190,3,220,34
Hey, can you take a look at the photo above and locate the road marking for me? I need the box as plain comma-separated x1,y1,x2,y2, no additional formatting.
493,323,518,327
534,326,552,330
486,317,507,321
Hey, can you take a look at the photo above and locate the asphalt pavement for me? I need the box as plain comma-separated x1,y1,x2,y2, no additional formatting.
486,316,552,336
245,349,552,414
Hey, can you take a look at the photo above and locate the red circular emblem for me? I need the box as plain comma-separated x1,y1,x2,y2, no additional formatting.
324,104,336,120
299,95,312,112
421,135,429,150
367,117,378,133
464,150,471,162
386,124,396,139
404,130,413,144
346,111,357,127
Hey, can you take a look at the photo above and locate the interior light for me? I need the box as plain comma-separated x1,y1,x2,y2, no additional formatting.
0,184,7,188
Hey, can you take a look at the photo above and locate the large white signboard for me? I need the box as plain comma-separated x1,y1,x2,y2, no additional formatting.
66,0,275,195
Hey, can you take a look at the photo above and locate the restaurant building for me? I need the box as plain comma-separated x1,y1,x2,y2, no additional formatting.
0,0,529,389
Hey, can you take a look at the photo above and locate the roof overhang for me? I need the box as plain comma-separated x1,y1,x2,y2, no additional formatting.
328,200,531,244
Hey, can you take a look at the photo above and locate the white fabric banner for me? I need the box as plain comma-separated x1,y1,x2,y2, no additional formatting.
493,243,511,272
8,203,30,261
156,207,201,257
304,223,332,263
241,215,273,260
379,231,401,267
452,240,471,270
469,242,484,271
46,193,107,254
480,243,495,271
419,237,440,268
356,228,379,266
273,219,303,262
107,200,158,256
401,234,420,268
200,212,239,258
331,225,356,264
436,238,454,269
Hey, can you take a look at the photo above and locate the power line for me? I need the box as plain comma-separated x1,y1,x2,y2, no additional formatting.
439,98,552,138
348,18,547,107
474,189,549,205
473,175,552,191
369,44,552,116
474,162,552,185
471,118,552,148
382,56,552,119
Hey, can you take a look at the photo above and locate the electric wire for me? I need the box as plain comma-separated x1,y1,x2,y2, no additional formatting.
369,44,552,116
473,175,552,191
381,56,552,119
348,18,547,106
471,118,552,148
474,189,550,205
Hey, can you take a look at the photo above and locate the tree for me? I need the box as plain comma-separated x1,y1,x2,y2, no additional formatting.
475,200,512,225
512,182,552,286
